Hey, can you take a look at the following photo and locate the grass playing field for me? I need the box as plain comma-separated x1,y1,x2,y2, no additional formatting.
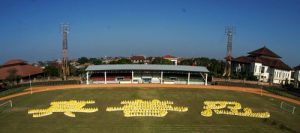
0,87,299,133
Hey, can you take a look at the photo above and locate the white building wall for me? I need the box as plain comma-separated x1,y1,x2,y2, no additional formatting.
297,71,300,81
252,63,269,82
250,62,292,84
294,70,300,88
261,66,270,82
253,62,262,76
170,59,178,65
298,71,300,87
272,69,292,84
164,58,178,65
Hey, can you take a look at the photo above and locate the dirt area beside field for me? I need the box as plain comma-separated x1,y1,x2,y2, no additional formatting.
1,84,300,105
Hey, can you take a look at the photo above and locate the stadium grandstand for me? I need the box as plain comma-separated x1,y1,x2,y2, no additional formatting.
86,64,209,85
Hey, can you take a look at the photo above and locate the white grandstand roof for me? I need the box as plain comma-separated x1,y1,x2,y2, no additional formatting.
86,64,209,73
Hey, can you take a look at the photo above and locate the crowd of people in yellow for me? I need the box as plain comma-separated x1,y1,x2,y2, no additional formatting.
28,99,270,118
201,101,270,118
106,99,188,117
28,100,98,117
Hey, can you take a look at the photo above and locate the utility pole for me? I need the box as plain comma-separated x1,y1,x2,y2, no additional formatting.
61,23,70,80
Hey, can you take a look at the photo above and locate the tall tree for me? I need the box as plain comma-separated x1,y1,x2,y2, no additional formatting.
179,59,193,65
117,58,132,64
5,68,18,85
77,57,89,64
89,58,102,65
44,66,60,77
151,57,173,65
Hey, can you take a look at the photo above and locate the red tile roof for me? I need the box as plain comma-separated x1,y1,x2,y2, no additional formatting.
248,46,281,58
0,60,43,80
260,57,291,70
163,55,176,58
233,56,291,70
233,56,253,63
295,65,300,70
2,59,27,67
130,56,145,60
234,46,291,70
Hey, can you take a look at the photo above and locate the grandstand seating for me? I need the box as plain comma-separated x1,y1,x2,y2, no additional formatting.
90,72,204,84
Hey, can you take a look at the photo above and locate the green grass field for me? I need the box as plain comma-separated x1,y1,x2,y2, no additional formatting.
1,87,300,133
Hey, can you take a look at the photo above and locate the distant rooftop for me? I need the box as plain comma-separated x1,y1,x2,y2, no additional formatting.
2,59,27,67
0,59,43,80
130,55,146,60
163,55,177,58
295,65,300,70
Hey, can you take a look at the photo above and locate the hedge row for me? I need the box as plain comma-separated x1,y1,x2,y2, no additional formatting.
263,87,300,101
0,87,27,98
213,81,263,88
7,80,80,89
214,81,300,101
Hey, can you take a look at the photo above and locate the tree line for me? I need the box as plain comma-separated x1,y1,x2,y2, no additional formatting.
1,56,225,87
66,56,225,78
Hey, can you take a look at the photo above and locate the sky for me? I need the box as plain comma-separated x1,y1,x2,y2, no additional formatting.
0,0,299,66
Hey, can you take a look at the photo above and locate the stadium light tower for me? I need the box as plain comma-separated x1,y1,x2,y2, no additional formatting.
223,25,235,78
61,23,70,80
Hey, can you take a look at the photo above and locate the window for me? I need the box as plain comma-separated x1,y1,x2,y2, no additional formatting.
261,67,265,73
279,72,281,78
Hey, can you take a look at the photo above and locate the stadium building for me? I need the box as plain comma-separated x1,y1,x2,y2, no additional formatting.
86,64,209,85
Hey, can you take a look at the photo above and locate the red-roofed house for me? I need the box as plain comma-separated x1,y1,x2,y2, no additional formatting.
232,46,292,84
130,55,146,64
0,59,43,82
163,55,178,65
